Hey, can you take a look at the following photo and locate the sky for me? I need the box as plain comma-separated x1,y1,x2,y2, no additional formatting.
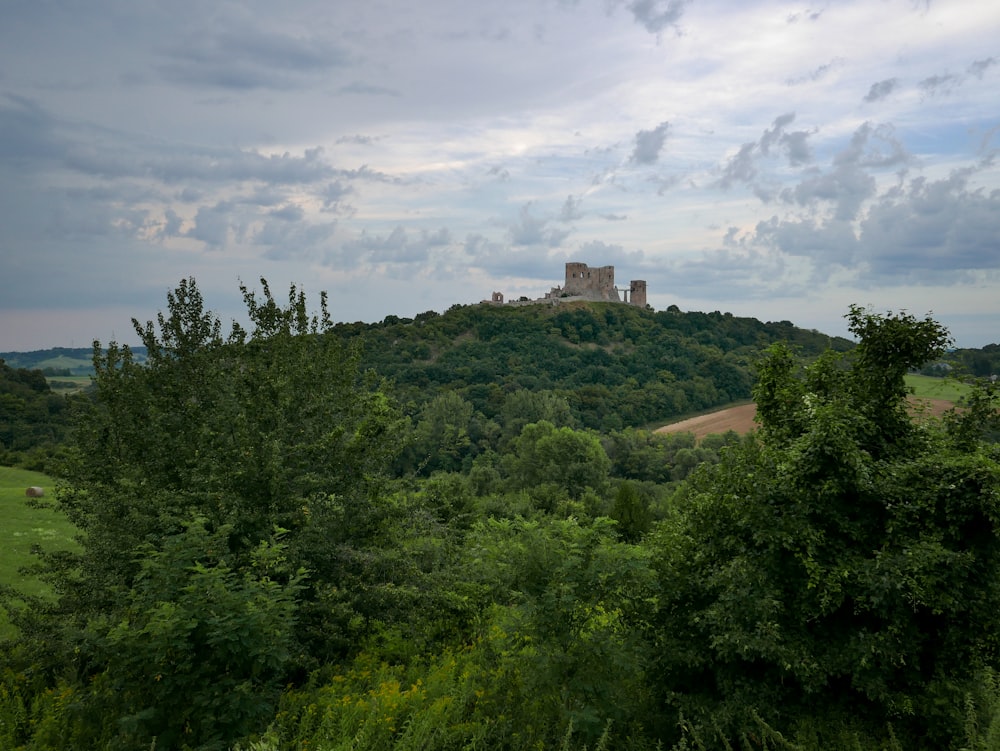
1,0,998,351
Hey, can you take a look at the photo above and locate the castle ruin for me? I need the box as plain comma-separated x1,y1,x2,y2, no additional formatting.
556,263,648,306
487,262,647,307
550,263,647,306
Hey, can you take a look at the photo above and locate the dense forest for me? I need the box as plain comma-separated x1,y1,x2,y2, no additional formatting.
0,359,74,469
1,297,849,476
1,278,999,750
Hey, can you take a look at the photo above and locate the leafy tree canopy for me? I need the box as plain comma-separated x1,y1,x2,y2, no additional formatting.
652,307,1000,746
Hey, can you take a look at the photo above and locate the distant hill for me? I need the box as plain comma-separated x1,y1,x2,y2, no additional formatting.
0,347,147,375
3,304,853,431
327,301,854,431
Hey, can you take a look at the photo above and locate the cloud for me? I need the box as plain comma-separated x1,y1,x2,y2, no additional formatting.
863,78,900,103
465,233,565,279
782,164,876,221
968,57,997,78
834,122,910,169
919,72,961,96
186,202,233,248
716,113,813,191
769,123,909,226
337,82,402,97
743,162,1000,289
786,58,844,86
336,134,382,145
786,9,824,23
507,203,570,247
559,195,584,221
630,121,670,164
858,168,1000,283
626,0,688,34
157,26,349,91
268,204,305,222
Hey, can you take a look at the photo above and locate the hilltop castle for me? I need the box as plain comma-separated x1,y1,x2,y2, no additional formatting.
488,262,647,307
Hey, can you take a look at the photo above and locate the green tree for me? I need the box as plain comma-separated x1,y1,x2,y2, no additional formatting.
499,388,575,446
2,278,406,748
405,390,475,474
652,307,1000,746
503,421,611,502
82,520,302,750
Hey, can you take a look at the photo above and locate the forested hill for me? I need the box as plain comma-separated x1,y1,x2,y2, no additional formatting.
329,301,853,431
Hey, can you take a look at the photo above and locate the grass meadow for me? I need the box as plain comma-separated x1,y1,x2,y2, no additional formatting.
0,467,78,639
905,373,974,403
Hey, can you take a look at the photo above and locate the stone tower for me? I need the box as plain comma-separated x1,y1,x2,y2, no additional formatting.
629,280,647,308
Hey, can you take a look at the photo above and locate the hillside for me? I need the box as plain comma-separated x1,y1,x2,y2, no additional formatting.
329,301,853,431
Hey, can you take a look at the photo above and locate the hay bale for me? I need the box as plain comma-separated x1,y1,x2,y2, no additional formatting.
25,486,45,498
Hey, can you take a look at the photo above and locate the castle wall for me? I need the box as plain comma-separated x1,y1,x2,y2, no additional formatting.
563,262,620,302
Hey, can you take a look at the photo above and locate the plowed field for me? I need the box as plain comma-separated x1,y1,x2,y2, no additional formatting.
656,398,954,441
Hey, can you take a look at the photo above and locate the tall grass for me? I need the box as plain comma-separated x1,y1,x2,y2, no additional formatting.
0,467,78,639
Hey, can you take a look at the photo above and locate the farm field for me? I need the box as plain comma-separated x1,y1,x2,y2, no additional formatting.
0,467,78,638
657,376,965,441
45,374,92,394
905,373,973,402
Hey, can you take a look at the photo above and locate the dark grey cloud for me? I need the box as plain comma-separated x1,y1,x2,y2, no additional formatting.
507,203,570,247
187,201,233,248
330,225,456,270
626,0,689,34
630,121,670,164
157,26,349,91
834,122,910,169
0,98,343,188
786,58,844,86
661,248,796,299
337,82,402,97
336,134,382,145
576,240,644,267
773,123,908,223
0,95,57,165
716,113,813,191
753,214,860,269
559,195,583,221
747,163,1000,287
321,181,354,212
786,9,824,23
781,164,876,221
256,219,338,257
858,168,1000,283
919,72,961,96
464,233,564,279
968,57,997,78
269,204,305,222
863,78,900,103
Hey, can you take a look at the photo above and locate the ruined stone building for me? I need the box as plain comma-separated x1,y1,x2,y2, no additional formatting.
486,262,648,308
549,263,647,306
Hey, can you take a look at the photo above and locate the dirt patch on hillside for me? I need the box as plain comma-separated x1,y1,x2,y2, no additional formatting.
656,404,758,440
656,398,955,441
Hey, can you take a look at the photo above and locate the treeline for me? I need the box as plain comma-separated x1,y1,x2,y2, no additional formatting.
0,301,849,478
327,301,851,477
333,302,851,433
953,343,1000,378
2,279,1000,750
0,359,74,469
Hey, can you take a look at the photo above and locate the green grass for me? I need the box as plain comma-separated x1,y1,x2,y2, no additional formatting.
45,374,92,394
905,373,973,403
0,467,79,639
